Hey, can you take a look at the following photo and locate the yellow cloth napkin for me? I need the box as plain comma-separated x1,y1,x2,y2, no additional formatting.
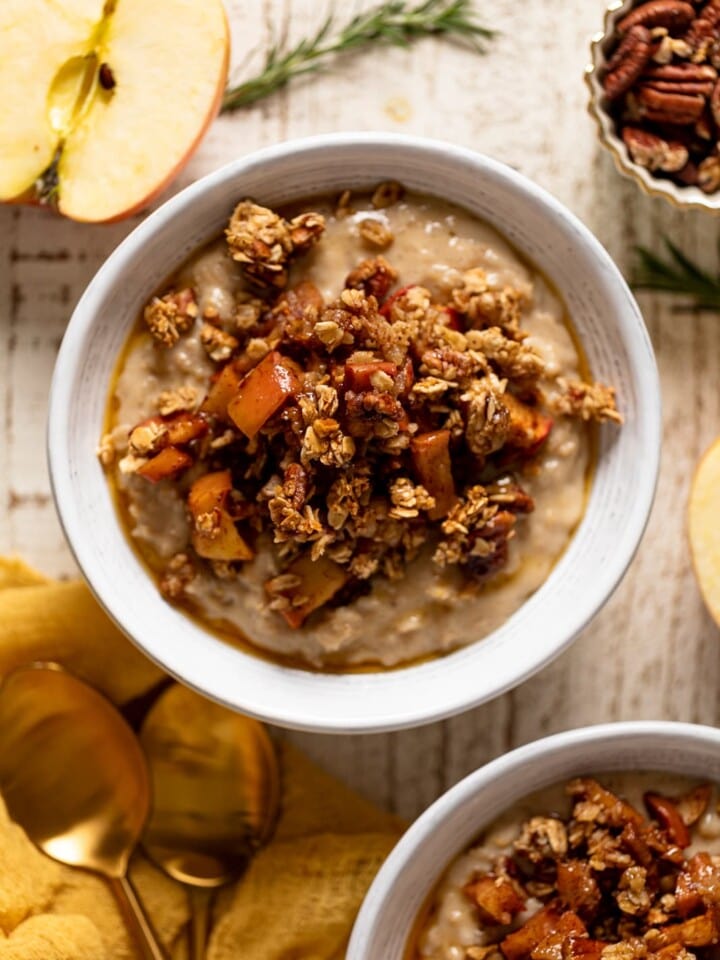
0,558,404,960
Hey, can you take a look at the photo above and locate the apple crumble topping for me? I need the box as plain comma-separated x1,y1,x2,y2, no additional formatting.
427,778,720,960
107,191,621,632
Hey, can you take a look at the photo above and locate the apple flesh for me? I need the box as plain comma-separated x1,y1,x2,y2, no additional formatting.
410,430,458,521
689,436,720,627
0,0,229,223
187,471,253,563
227,352,301,439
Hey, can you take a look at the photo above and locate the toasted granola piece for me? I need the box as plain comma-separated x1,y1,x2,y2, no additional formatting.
552,379,623,424
465,873,526,925
345,256,398,300
144,288,199,347
225,200,325,289
514,816,569,863
466,327,546,381
159,552,196,599
616,866,652,917
601,940,648,960
371,180,405,208
200,322,239,363
156,385,198,416
452,268,528,337
359,217,394,249
462,375,511,456
388,477,436,519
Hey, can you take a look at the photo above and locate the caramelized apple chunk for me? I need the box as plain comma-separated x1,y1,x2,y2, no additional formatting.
137,446,193,483
410,430,457,520
265,554,349,629
188,471,253,562
227,351,301,438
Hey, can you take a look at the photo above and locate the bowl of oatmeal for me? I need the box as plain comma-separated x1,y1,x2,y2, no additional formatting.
48,133,659,732
347,722,720,959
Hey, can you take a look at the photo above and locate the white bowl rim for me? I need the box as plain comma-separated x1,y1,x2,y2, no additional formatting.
348,720,720,957
47,132,661,734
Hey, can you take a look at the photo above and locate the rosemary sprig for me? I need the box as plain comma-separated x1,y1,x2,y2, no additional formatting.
633,238,720,311
222,0,494,112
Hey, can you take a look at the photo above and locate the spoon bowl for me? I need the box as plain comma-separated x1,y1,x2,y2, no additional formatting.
140,683,280,954
0,663,166,960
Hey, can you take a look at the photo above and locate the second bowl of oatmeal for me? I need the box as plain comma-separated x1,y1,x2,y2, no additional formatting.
347,722,720,959
48,133,659,733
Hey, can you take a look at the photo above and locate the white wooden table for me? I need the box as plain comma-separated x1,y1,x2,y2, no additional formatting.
2,0,719,822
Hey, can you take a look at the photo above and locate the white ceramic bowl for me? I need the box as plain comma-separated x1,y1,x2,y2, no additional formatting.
348,721,720,959
48,133,660,734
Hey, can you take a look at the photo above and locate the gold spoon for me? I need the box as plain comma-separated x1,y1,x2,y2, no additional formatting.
0,663,167,960
140,683,281,960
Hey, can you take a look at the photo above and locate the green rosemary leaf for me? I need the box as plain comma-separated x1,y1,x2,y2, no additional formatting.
633,238,720,310
222,0,494,112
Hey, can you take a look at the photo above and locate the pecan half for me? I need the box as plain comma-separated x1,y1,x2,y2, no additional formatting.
622,126,689,171
617,1,695,35
604,26,654,99
635,84,705,122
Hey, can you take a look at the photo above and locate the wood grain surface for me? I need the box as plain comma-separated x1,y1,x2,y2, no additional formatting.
1,0,719,820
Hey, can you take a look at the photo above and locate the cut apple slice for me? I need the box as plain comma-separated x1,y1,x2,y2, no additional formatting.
58,0,229,221
137,445,192,483
689,436,720,628
0,0,106,201
0,0,229,222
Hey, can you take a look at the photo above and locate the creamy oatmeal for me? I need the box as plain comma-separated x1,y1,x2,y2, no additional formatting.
413,773,720,960
100,185,620,669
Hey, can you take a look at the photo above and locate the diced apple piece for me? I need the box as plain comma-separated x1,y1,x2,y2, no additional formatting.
266,554,349,629
689,436,720,629
504,394,553,452
187,470,253,563
137,445,192,483
464,874,525,925
410,430,457,521
201,362,244,421
188,469,232,517
164,412,208,445
227,351,300,439
192,511,253,562
501,904,564,960
343,361,398,392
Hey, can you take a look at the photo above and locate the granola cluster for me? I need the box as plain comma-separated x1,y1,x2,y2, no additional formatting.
108,189,621,629
459,778,719,960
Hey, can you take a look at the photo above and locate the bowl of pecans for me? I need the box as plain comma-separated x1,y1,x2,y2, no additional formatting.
348,721,720,959
587,0,720,210
48,133,659,733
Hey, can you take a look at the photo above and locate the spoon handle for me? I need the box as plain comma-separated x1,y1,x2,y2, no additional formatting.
190,888,213,960
109,875,168,960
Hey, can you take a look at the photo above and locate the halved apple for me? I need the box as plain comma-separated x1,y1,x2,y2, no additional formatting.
689,436,720,628
0,0,229,222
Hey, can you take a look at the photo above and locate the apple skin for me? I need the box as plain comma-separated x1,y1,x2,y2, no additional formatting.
1,2,230,224
688,436,720,629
